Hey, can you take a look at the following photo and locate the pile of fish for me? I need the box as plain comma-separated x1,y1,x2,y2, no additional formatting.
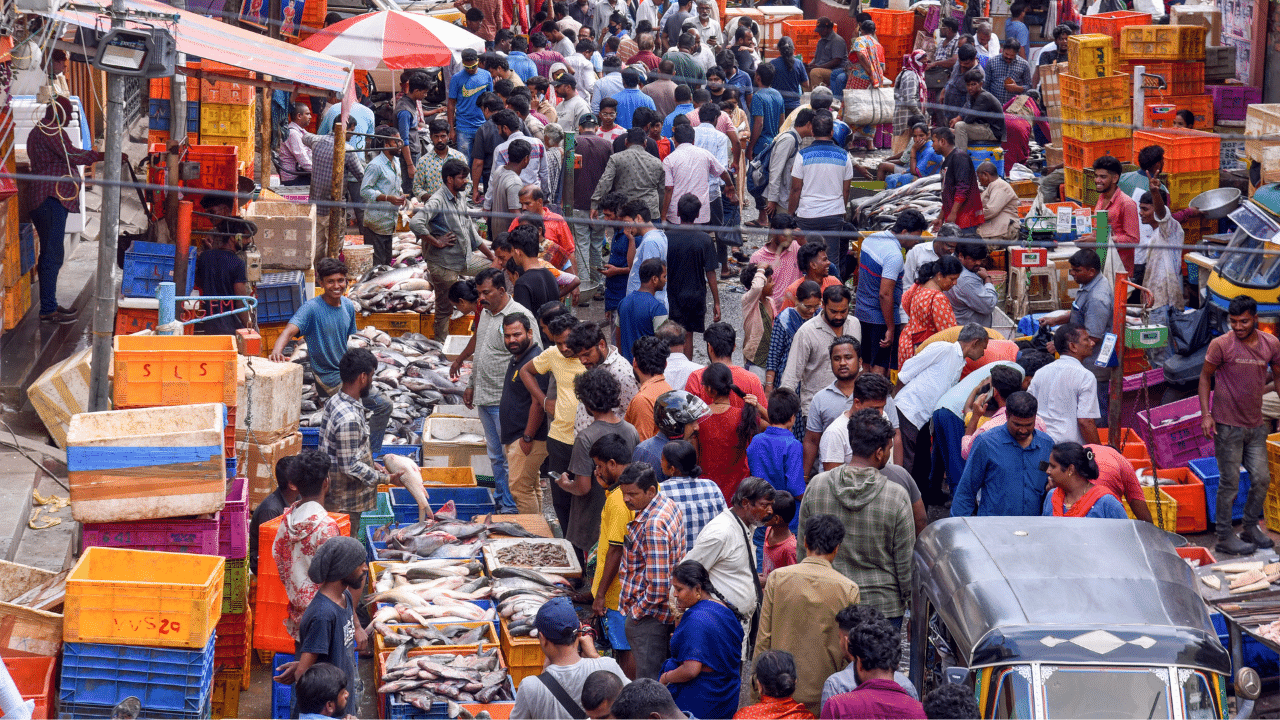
372,511,542,562
348,265,436,314
495,541,571,568
379,646,512,710
378,621,491,649
493,567,573,638
848,175,943,231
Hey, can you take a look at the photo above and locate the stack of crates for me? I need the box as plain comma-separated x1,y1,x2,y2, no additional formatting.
1,119,33,331
199,60,257,177
1061,34,1132,204
147,61,203,147
1245,105,1280,185
254,513,352,661
1130,130,1220,210
866,9,914,79
59,547,225,718
1116,26,1212,128
235,355,304,506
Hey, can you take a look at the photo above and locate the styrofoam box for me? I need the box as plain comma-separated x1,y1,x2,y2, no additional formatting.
236,432,304,507
244,202,317,270
26,347,93,449
235,356,303,443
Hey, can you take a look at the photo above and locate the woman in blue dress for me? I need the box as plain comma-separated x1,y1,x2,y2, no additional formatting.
1043,442,1129,519
602,216,635,325
660,560,744,720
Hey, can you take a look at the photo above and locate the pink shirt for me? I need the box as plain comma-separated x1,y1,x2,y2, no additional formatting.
1086,443,1146,506
686,109,737,139
1095,189,1140,272
662,143,725,224
751,241,802,314
763,533,797,582
1205,331,1280,428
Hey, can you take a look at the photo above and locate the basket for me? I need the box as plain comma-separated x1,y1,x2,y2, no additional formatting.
65,547,224,649
1081,11,1151,47
1134,395,1215,469
1061,105,1133,143
1060,72,1132,111
1131,130,1220,174
1120,25,1206,61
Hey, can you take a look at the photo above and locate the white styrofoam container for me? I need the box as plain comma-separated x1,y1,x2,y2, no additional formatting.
235,355,303,442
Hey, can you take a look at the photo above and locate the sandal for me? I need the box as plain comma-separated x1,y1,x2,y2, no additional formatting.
744,220,765,228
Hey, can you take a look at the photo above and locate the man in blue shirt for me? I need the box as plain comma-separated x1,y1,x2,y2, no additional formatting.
611,67,657,129
621,200,669,307
854,209,926,375
661,84,695,138
1005,2,1030,58
448,48,494,158
618,259,669,362
749,62,784,158
317,92,376,150
769,37,808,113
507,36,539,81
951,391,1054,517
270,258,392,453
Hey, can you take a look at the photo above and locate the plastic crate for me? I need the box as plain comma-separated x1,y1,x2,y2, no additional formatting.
219,477,249,560
500,619,543,687
358,492,395,549
360,312,422,337
1081,11,1151,47
1176,546,1216,566
373,620,499,655
390,486,495,522
225,455,236,479
1120,25,1206,61
1152,467,1208,534
1208,85,1263,122
210,669,241,720
1139,62,1204,98
1060,72,1132,111
199,60,255,105
299,425,320,450
148,99,200,134
198,133,256,177
82,515,220,555
863,8,911,35
150,73,201,100
4,239,21,288
256,271,306,324
199,103,254,138
222,558,248,614
1190,457,1251,525
968,147,1003,176
1145,94,1214,129
1063,137,1133,170
65,547,225,649
60,632,216,712
58,696,212,719
1067,34,1115,78
1165,170,1219,210
122,240,197,298
112,334,238,407
184,145,240,198
1061,105,1133,143
114,304,197,335
420,466,480,487
1125,486,1177,532
1131,129,1220,174
271,654,293,720
1135,395,1216,469
256,322,298,357
214,605,251,672
1062,167,1100,207
374,445,423,464
4,655,56,719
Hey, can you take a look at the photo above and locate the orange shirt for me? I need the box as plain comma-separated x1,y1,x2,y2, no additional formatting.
625,375,674,441
778,275,841,313
509,207,575,255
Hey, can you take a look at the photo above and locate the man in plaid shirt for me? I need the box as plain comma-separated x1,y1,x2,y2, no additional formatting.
797,409,913,627
318,348,398,528
619,462,686,680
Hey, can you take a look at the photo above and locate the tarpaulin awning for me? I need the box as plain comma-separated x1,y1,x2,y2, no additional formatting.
51,0,354,92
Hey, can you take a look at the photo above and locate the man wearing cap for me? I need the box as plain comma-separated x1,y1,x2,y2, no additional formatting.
572,114,614,304
555,74,592,134
806,18,847,90
449,48,495,158
273,536,367,711
511,597,630,719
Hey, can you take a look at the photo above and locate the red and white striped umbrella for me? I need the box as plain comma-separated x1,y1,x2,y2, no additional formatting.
298,10,484,70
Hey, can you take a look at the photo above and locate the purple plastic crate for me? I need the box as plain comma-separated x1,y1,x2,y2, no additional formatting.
82,516,220,555
1135,394,1216,469
219,477,249,560
1208,85,1262,122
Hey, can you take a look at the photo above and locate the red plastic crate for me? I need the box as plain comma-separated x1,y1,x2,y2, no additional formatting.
1140,62,1204,98
866,8,913,36
1135,395,1216,469
215,605,252,672
199,60,255,105
114,305,197,335
254,512,349,654
184,144,241,198
220,477,249,559
224,405,237,461
1176,545,1216,566
2,656,55,719
1143,94,1214,129
1131,129,1220,174
1158,467,1208,534
1063,137,1133,169
1208,85,1263,122
1081,10,1151,47
82,515,220,555
881,35,914,63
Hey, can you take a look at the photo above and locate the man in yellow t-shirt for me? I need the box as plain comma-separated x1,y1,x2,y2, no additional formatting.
588,433,636,679
520,312,587,532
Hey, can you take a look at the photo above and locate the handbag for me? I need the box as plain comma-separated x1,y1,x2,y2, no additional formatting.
925,66,952,93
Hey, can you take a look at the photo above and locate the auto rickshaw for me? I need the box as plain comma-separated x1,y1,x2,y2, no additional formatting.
910,517,1258,718
1206,184,1280,321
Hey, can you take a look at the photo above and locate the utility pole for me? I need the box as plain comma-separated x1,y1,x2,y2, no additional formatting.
169,0,188,297
88,0,127,411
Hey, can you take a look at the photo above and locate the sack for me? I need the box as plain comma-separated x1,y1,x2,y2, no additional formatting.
746,130,796,196
925,66,952,92
1169,305,1218,356
843,86,895,126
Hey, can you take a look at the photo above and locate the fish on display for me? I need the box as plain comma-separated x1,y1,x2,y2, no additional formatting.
378,646,512,708
381,454,432,522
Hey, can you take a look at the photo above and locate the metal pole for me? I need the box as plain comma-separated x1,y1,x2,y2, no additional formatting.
327,122,346,260
88,0,127,412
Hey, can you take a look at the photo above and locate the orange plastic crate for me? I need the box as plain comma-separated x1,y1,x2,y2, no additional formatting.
1156,467,1208,534
881,35,914,63
149,71,201,101
253,513,349,654
1140,62,1204,98
1081,11,1151,47
199,60,256,105
1063,137,1133,169
1131,129,1220,174
185,144,241,197
3,656,55,719
865,8,913,35
1144,94,1214,129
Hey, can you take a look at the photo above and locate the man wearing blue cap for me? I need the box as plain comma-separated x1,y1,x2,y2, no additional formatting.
511,597,630,719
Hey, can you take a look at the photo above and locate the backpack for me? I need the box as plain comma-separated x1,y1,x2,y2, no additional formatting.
747,129,798,197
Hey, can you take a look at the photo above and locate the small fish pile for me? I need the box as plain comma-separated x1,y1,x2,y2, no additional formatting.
372,510,542,562
349,265,436,314
495,541,571,568
493,567,573,638
377,621,490,649
848,175,943,231
379,646,512,709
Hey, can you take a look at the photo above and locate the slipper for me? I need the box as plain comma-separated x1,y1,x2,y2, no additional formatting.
744,220,765,229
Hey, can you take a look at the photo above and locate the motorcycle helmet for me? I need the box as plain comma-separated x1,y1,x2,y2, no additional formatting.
653,390,710,438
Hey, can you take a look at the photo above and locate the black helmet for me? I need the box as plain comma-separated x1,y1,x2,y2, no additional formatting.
653,391,709,438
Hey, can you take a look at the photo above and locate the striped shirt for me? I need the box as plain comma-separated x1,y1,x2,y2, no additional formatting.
789,139,854,219
620,493,687,624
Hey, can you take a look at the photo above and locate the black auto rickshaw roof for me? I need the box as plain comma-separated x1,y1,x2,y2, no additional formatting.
914,517,1231,675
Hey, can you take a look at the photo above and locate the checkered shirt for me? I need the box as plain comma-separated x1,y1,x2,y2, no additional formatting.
620,493,687,624
318,390,384,513
659,476,728,550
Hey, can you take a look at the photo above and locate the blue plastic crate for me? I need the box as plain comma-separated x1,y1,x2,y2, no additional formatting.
300,426,320,450
390,486,494,522
366,523,484,562
256,271,306,324
225,456,236,478
60,632,216,713
148,99,200,134
968,147,1005,177
272,653,293,720
19,223,35,275
375,445,423,464
122,240,196,298
59,697,212,719
1189,457,1251,524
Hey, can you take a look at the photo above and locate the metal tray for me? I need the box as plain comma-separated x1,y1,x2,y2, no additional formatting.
482,538,582,578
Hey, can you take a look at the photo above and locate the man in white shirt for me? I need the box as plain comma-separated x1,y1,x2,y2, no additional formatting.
662,124,734,225
510,597,629,719
895,323,989,504
565,40,600,96
693,0,722,49
902,233,958,287
789,111,855,277
1026,322,1102,445
975,22,1001,58
554,75,592,133
489,109,551,200
657,320,704,389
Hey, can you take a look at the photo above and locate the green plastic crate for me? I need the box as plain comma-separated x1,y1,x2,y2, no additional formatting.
358,493,394,549
222,558,247,614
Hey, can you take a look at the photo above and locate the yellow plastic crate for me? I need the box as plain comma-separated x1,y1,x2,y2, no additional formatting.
359,312,421,337
211,669,242,720
421,466,479,487
1126,486,1178,532
1067,34,1115,78
1061,105,1133,143
64,547,225,649
501,618,543,687
199,103,255,138
1119,25,1206,61
112,334,238,407
372,620,498,655
1165,170,1219,210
